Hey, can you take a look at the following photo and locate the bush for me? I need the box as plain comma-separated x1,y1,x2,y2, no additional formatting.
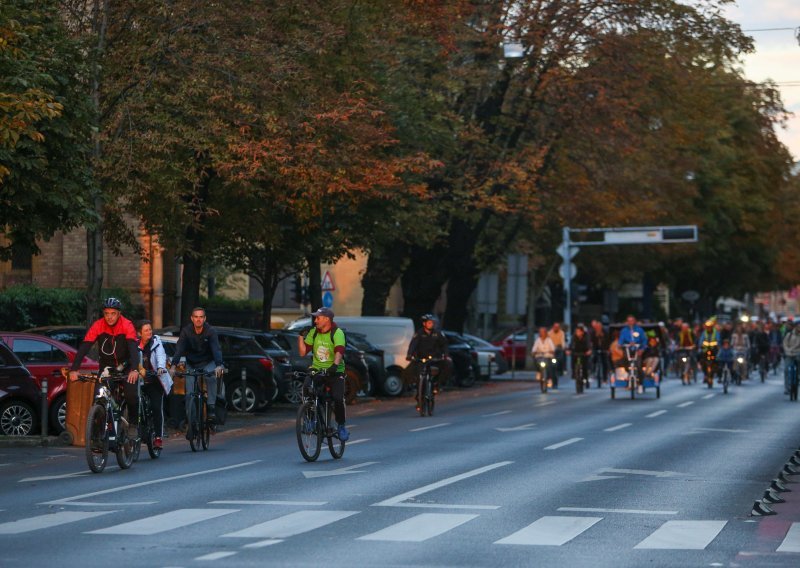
0,285,145,330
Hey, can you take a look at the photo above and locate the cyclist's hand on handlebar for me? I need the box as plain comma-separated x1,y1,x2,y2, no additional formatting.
214,365,225,379
127,370,140,384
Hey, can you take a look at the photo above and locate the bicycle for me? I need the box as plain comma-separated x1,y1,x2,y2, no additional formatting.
591,349,607,388
720,364,731,394
623,344,640,399
534,357,554,393
733,352,747,386
573,356,586,394
701,348,716,389
414,357,440,417
78,370,137,473
758,353,768,383
295,370,346,462
176,367,213,452
133,373,162,461
678,350,694,386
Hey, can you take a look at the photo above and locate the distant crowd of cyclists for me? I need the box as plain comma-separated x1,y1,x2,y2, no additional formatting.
530,314,800,392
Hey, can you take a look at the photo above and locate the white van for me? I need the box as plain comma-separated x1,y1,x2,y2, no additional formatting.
287,316,415,396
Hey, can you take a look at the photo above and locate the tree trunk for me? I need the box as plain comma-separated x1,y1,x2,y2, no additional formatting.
307,255,322,311
85,209,104,325
361,242,408,315
180,251,203,326
401,245,449,323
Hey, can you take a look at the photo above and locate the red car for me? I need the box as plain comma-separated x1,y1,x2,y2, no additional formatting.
491,330,528,369
0,332,99,433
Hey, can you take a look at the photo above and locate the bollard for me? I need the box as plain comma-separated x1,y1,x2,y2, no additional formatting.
40,377,48,442
487,355,493,381
240,367,247,412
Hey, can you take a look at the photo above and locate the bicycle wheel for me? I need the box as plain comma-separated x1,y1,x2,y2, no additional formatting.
201,399,210,451
575,365,584,394
189,396,202,452
427,380,435,417
723,370,729,394
327,403,345,460
115,404,135,470
144,405,161,459
85,404,109,473
419,377,428,417
296,402,321,462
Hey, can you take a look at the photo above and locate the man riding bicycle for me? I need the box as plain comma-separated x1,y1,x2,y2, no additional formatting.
170,307,225,437
531,326,556,388
298,307,349,442
406,314,450,410
68,298,140,439
782,322,800,394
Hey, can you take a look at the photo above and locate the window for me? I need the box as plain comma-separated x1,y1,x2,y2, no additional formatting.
13,339,68,364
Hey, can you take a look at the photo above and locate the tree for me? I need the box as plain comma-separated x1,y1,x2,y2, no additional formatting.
0,0,94,260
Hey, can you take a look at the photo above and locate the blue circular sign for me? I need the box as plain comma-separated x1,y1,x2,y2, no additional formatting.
322,291,334,308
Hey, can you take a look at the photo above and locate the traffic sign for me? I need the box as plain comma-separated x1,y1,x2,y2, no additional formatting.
322,291,334,308
321,270,335,292
558,262,577,281
556,242,578,260
681,290,700,303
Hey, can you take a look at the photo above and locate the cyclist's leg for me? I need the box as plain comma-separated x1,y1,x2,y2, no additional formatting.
183,375,196,435
144,381,164,438
122,380,139,437
202,362,218,418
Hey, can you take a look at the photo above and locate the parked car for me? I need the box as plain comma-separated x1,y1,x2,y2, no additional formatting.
442,331,480,388
344,331,385,396
287,316,413,396
492,329,528,369
160,330,277,413
0,338,41,436
215,327,293,408
272,329,370,405
0,332,99,433
24,325,88,350
460,332,509,378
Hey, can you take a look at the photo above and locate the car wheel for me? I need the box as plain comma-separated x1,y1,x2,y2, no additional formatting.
382,372,404,397
285,376,304,405
0,400,38,436
49,394,67,434
228,381,263,413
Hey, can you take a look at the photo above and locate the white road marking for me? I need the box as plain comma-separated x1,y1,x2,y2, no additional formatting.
677,401,695,408
20,469,119,483
359,513,478,542
209,500,327,506
690,427,749,434
40,461,260,506
646,410,667,418
777,522,800,553
222,510,357,539
373,461,512,508
482,410,512,417
322,438,370,452
634,520,726,549
302,462,378,479
88,509,238,535
580,468,682,482
534,401,557,407
495,516,602,546
557,507,677,515
544,438,583,450
410,423,451,432
495,423,536,432
242,539,283,548
196,552,237,561
0,511,115,535
702,393,716,399
603,423,632,432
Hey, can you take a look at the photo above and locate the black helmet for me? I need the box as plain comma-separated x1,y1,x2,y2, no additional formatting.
103,297,123,310
421,313,435,323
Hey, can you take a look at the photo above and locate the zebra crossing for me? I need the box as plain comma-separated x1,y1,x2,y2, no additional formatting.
1,507,800,554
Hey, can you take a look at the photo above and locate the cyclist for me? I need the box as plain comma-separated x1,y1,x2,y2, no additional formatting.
731,324,750,380
697,319,720,382
549,323,567,378
406,314,450,408
68,298,140,439
590,319,611,385
298,307,349,441
782,322,800,394
567,324,591,390
170,307,225,437
138,320,171,449
767,321,783,373
531,326,556,387
753,322,770,377
717,338,735,384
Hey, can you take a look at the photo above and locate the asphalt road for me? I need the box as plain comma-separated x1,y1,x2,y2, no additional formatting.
2,371,800,568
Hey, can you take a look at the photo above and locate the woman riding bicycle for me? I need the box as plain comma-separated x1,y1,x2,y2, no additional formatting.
138,320,171,450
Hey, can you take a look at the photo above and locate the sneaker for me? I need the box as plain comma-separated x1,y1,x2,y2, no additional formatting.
337,425,350,442
153,437,163,449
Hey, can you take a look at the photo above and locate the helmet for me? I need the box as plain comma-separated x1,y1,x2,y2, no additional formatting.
102,297,123,310
421,313,435,323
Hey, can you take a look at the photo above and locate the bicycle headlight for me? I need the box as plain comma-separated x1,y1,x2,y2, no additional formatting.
551,358,557,364
737,357,744,364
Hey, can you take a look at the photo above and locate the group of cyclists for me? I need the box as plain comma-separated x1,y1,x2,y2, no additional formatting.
529,313,800,394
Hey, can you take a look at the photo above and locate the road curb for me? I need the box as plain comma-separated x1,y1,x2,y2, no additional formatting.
0,435,67,448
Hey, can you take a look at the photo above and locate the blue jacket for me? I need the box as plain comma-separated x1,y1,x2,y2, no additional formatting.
618,325,647,350
717,346,734,364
